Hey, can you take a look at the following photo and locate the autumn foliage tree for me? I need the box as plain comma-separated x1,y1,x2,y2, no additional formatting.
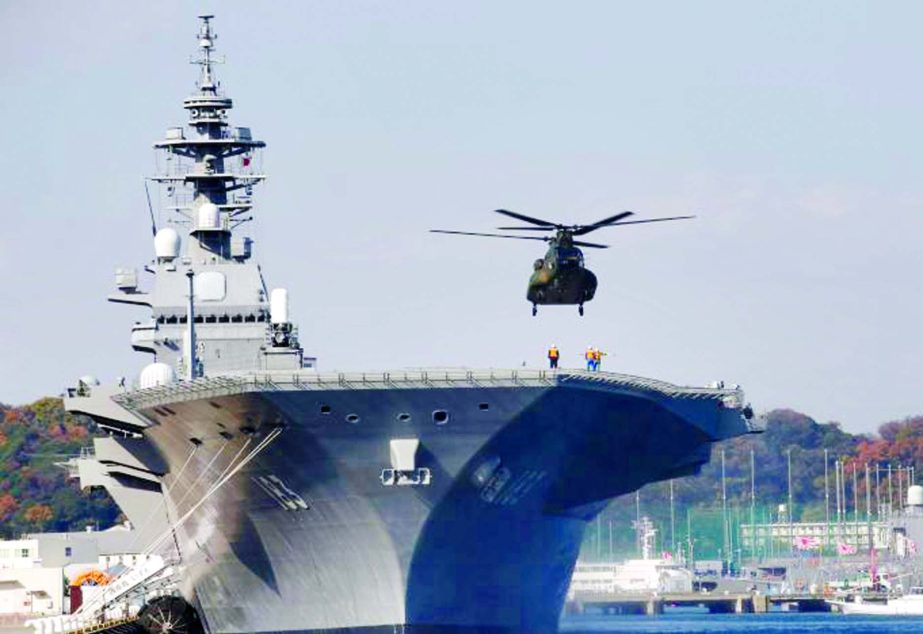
0,397,120,538
0,494,16,522
23,504,54,529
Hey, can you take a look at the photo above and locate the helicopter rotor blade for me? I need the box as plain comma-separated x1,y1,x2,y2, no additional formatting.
572,240,609,249
430,229,550,242
572,211,635,235
604,215,696,227
493,209,558,227
495,226,556,231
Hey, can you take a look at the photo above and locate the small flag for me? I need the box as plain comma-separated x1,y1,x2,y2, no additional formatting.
909,540,918,556
242,155,252,167
661,551,673,561
837,542,858,555
793,535,820,550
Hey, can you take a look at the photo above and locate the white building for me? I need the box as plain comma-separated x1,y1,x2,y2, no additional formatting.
569,559,693,597
0,524,149,617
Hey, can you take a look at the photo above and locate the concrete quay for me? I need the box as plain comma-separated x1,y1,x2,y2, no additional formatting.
565,591,832,616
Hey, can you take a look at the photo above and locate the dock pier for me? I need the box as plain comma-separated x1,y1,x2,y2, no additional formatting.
565,592,831,616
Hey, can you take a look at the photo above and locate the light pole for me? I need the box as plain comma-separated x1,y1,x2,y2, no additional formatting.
888,463,893,517
787,448,794,556
670,479,676,554
824,448,830,552
750,447,756,560
875,463,881,519
866,462,872,553
721,448,729,568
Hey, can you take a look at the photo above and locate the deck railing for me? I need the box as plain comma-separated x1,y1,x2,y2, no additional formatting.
113,368,747,413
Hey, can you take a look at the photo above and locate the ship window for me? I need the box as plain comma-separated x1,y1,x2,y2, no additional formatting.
231,315,243,323
179,316,187,324
245,315,256,323
65,547,72,557
194,316,204,323
166,316,178,324
397,413,411,422
432,410,449,425
319,405,331,415
479,403,490,411
345,413,360,424
205,315,217,323
218,315,230,323
162,406,176,416
157,316,165,324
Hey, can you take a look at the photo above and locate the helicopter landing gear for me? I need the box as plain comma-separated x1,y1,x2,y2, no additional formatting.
532,304,538,317
578,304,584,316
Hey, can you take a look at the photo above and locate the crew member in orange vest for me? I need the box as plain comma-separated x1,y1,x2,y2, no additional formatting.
593,347,608,371
547,344,560,369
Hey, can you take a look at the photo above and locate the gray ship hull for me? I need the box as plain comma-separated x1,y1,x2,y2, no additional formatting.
72,369,753,633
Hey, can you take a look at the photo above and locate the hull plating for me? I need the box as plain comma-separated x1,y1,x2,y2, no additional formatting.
121,376,738,633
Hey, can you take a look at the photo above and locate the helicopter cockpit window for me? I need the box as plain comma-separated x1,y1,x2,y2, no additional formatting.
558,247,583,268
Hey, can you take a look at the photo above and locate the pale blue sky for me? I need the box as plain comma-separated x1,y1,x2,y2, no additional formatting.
1,1,921,433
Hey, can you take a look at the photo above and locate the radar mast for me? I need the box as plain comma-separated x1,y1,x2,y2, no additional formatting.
151,14,267,262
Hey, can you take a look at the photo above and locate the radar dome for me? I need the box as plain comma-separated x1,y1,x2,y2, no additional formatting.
196,203,222,231
154,228,181,260
139,363,176,389
908,485,923,507
270,288,289,324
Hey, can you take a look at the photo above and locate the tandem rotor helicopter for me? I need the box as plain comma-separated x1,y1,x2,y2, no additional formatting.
431,209,693,316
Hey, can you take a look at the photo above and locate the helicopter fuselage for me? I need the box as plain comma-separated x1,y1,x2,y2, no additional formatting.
526,243,597,306
431,207,692,316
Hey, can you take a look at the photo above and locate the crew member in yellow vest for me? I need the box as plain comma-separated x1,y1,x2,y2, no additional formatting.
593,347,608,371
585,346,595,371
547,345,560,369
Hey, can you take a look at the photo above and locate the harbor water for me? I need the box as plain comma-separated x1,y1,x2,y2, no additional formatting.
561,612,923,633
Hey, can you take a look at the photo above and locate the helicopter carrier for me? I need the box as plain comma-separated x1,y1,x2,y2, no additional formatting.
61,16,758,634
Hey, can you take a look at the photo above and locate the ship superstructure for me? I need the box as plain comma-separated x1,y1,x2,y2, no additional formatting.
61,16,759,634
112,15,304,383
